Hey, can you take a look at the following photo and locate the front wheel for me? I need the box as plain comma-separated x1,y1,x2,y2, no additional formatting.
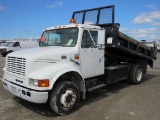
50,81,80,115
130,65,143,85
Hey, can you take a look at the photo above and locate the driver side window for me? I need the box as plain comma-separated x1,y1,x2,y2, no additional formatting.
81,30,98,48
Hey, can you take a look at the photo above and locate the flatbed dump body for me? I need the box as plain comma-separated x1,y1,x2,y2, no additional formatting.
72,5,157,68
100,24,156,68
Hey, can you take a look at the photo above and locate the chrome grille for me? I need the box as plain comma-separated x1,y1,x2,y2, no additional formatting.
7,57,26,76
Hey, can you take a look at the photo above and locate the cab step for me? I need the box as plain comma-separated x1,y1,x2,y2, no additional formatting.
87,84,107,92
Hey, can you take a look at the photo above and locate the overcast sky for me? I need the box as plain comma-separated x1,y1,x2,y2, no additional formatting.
0,0,160,41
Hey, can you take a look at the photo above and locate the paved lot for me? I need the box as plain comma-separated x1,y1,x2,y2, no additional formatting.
0,53,160,120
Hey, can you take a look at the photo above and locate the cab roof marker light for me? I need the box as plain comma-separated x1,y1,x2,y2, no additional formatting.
70,18,76,24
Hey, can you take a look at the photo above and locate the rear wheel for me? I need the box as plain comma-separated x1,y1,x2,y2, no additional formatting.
130,65,143,85
50,81,80,115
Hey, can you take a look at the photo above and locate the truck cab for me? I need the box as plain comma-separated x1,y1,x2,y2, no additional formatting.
40,23,105,77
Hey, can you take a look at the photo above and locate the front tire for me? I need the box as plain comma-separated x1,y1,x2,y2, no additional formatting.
130,65,143,85
50,81,80,115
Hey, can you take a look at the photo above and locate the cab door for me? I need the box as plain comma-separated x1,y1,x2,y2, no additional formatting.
80,29,105,78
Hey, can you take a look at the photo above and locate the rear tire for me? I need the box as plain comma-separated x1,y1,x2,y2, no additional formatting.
50,81,80,115
130,65,143,85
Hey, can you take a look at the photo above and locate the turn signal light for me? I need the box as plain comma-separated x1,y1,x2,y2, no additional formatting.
38,80,49,87
40,37,45,42
75,54,80,59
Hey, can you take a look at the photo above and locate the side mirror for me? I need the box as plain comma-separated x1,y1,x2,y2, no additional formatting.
98,29,105,45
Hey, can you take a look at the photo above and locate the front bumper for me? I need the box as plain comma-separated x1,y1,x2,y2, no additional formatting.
2,79,48,103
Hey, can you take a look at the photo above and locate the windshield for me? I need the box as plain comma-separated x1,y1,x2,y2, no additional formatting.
39,28,79,47
5,42,15,47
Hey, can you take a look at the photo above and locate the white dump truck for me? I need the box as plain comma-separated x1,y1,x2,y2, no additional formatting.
2,5,157,115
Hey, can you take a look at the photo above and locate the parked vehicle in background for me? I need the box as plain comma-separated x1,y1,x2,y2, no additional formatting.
0,40,10,46
141,40,160,52
0,40,39,57
152,41,160,52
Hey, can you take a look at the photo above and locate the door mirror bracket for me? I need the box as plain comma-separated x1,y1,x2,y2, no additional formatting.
98,44,105,50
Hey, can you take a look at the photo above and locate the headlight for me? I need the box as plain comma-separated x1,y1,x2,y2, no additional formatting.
33,80,38,86
29,79,49,87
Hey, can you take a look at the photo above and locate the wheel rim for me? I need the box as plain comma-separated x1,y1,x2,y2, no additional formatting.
136,68,142,82
60,89,76,109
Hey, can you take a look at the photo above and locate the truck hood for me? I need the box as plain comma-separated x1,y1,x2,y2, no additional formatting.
4,46,77,89
8,46,74,58
7,46,76,77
